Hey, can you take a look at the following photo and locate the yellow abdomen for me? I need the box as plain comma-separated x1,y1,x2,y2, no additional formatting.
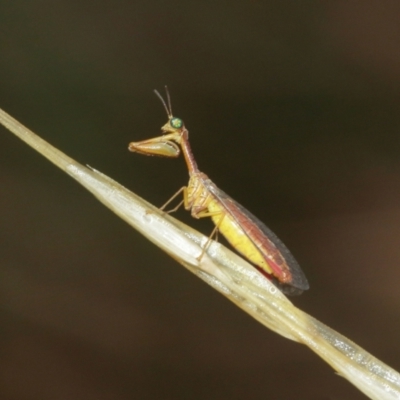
207,199,272,274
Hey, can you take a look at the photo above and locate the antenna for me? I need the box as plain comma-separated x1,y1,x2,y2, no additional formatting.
154,86,172,118
165,86,173,117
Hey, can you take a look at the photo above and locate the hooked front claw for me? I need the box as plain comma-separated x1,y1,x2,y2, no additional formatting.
128,136,180,158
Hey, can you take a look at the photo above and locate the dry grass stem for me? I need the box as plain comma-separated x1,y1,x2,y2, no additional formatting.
1,107,400,399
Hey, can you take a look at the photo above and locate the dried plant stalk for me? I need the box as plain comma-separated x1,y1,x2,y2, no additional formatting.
1,107,400,400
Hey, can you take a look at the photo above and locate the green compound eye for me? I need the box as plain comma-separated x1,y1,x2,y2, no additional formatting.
170,117,183,129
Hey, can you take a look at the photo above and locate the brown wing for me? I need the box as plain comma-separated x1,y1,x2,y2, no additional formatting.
204,179,309,294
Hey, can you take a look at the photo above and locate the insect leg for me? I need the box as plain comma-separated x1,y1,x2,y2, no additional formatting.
193,210,225,261
160,186,187,213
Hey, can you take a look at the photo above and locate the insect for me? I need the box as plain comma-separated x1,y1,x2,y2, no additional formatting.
128,88,309,295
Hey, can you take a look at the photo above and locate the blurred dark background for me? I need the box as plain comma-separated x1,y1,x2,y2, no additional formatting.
1,1,400,399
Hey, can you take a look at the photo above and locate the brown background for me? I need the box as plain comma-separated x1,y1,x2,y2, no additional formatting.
1,1,400,399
